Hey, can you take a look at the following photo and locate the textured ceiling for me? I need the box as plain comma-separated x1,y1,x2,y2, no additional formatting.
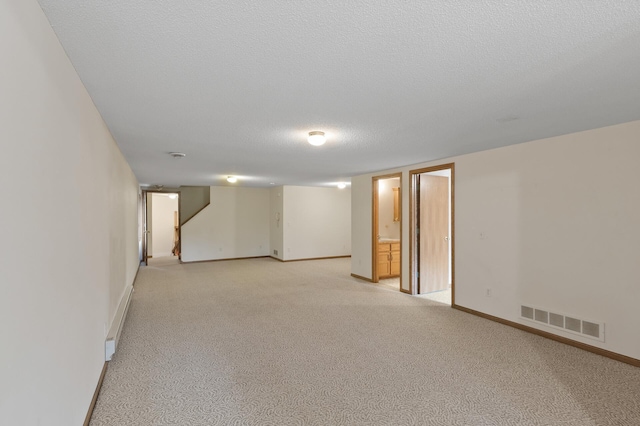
37,0,640,187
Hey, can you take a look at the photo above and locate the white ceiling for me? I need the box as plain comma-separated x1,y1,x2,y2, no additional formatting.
37,1,640,188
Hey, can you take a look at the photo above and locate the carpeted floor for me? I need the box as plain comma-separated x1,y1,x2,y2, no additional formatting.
90,257,640,425
374,277,451,305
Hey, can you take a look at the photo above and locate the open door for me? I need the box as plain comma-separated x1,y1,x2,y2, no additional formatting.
418,174,449,293
372,173,402,290
410,164,454,303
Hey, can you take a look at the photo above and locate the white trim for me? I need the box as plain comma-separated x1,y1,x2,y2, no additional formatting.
105,285,134,361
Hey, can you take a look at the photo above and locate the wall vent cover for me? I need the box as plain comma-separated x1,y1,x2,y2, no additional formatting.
521,306,534,320
582,321,601,338
520,305,605,342
534,309,549,323
549,312,564,328
565,317,581,333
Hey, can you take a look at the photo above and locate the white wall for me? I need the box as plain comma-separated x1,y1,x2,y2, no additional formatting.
282,186,351,261
150,193,178,257
269,186,284,259
0,1,140,424
181,186,270,262
378,177,400,240
351,120,640,360
351,175,373,278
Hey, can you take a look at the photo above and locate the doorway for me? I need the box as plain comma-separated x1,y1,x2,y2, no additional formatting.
372,173,403,291
410,164,454,305
142,191,180,265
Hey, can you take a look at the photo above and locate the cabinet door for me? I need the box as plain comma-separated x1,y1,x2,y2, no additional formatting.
378,253,391,277
390,250,400,276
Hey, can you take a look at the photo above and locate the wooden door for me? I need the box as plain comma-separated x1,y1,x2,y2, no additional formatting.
419,175,449,294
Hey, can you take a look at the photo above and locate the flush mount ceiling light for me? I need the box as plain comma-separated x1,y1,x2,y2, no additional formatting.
227,176,237,183
308,131,326,146
337,182,347,189
168,152,186,158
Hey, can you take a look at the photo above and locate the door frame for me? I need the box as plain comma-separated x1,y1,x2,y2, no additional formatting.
141,189,181,264
372,173,403,290
409,163,455,304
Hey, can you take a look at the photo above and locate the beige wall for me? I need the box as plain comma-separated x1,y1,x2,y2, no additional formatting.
182,185,352,262
269,186,284,259
0,1,140,424
281,186,351,261
180,186,270,262
351,120,640,360
150,193,178,257
378,177,400,240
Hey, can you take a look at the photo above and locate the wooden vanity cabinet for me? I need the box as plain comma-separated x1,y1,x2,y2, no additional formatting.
377,242,400,278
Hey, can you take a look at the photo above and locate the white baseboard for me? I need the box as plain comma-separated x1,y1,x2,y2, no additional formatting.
105,285,134,361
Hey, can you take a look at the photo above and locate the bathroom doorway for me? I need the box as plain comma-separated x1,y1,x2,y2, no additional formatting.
372,173,403,291
410,164,454,305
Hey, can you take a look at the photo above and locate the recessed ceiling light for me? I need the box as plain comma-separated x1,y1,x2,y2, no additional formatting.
169,152,186,158
337,182,347,189
308,131,326,146
227,176,237,183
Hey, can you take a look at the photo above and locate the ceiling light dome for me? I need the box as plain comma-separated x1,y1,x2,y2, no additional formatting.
227,176,237,183
308,131,326,146
338,182,347,189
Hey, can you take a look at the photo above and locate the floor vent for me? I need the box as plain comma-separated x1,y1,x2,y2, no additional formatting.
520,305,605,342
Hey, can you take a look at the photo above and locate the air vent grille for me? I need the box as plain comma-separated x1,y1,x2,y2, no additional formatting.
521,306,534,320
582,321,600,338
565,317,581,333
520,305,604,342
549,312,564,328
534,309,549,323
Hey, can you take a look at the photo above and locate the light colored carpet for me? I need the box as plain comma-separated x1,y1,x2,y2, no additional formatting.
374,278,451,305
91,257,640,425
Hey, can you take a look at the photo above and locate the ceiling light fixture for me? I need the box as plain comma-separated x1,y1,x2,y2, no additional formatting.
337,182,347,189
308,131,326,146
227,176,237,183
168,194,178,199
169,152,186,158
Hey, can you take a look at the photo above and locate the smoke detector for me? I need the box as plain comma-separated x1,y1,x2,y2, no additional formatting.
168,152,186,159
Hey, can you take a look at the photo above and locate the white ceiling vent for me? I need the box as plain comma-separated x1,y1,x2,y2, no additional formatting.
520,305,605,342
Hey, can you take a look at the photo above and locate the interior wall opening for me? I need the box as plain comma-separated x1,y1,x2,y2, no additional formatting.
143,191,180,266
410,164,454,305
372,174,402,291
